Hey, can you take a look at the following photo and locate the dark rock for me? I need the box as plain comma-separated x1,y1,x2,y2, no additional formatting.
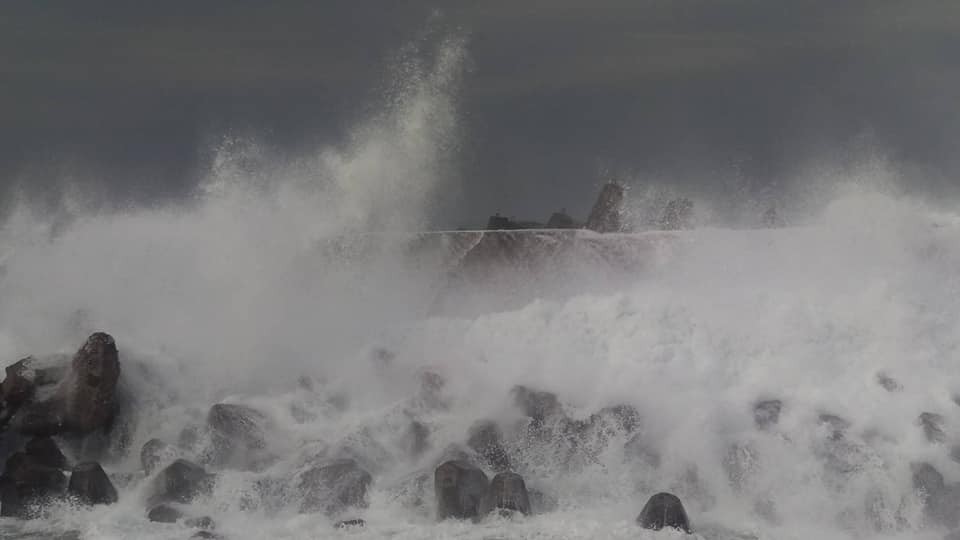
876,373,902,392
0,452,68,518
480,472,531,517
147,459,215,507
1,358,40,407
435,460,489,520
67,462,117,505
204,403,269,469
920,412,947,443
147,503,184,523
586,182,625,233
466,420,511,473
185,516,216,530
753,400,782,430
141,438,178,474
637,492,693,533
25,437,67,469
298,458,372,515
528,487,559,514
335,518,366,529
8,334,120,437
58,333,121,434
9,399,66,437
511,386,562,428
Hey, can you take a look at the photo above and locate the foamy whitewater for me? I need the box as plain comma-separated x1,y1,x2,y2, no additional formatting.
2,37,960,540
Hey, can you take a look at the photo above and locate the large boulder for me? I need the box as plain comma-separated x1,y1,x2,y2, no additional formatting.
0,356,67,407
480,472,531,517
58,333,121,434
298,458,372,515
147,503,184,523
204,403,269,470
146,459,215,507
67,462,117,505
637,492,692,533
25,437,68,469
435,460,489,521
8,334,120,437
466,420,511,473
0,452,68,518
141,438,178,475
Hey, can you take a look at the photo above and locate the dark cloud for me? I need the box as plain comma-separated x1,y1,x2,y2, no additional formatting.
2,1,958,225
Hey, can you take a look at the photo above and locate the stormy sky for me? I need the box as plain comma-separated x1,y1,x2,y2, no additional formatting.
2,1,959,226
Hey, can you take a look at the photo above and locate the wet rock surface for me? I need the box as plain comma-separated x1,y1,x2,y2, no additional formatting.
435,460,489,520
147,459,215,507
141,438,178,475
480,471,531,517
298,458,372,515
637,492,692,533
67,461,117,505
0,452,67,518
204,404,269,470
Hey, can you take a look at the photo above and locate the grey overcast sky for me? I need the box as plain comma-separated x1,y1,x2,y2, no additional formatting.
2,1,959,226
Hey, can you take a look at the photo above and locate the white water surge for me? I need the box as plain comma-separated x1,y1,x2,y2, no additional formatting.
2,36,960,540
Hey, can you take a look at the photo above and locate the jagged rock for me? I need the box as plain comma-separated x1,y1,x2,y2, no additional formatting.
298,458,372,515
528,487,559,514
9,334,120,437
59,333,121,434
753,400,782,430
335,519,366,529
67,462,117,505
480,472,530,517
920,412,946,443
0,452,68,518
586,182,625,233
204,403,269,470
141,438,178,474
637,492,693,533
466,420,511,472
435,460,489,520
511,386,562,429
147,459,215,507
876,373,902,392
147,503,184,523
1,358,40,407
25,437,67,469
